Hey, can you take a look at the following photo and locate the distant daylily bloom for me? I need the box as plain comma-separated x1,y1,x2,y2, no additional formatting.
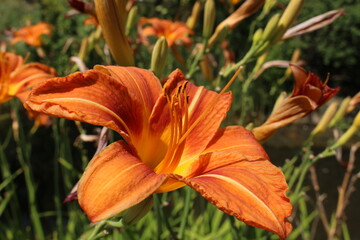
139,18,194,47
252,64,339,141
11,22,53,47
0,52,56,125
84,16,99,26
25,66,292,239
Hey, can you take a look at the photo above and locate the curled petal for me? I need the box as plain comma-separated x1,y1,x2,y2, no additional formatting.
170,156,292,240
78,141,168,222
25,67,161,141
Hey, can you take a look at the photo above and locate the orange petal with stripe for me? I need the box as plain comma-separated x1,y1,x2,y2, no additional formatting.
171,154,292,239
78,141,168,222
174,126,269,177
25,67,161,142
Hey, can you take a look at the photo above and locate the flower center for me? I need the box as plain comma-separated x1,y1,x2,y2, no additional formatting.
155,81,189,174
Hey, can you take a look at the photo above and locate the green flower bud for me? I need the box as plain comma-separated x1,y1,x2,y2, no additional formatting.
329,97,351,127
331,111,360,149
272,0,304,43
122,196,154,225
125,6,138,36
310,101,338,138
203,0,216,39
262,13,280,43
252,28,263,44
150,36,168,77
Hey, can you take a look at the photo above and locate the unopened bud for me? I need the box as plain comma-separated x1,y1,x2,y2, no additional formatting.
272,0,304,43
186,1,202,30
262,13,280,43
95,0,134,66
329,97,351,127
203,0,216,39
125,6,138,36
122,196,154,225
150,36,168,77
262,0,277,15
310,101,338,138
331,111,360,149
252,28,263,44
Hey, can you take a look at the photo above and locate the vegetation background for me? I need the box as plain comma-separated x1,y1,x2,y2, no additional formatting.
0,0,359,239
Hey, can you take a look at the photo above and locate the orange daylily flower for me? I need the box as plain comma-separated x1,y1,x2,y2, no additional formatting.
139,18,194,47
11,22,53,47
25,66,292,239
84,16,99,26
0,52,56,125
252,64,340,141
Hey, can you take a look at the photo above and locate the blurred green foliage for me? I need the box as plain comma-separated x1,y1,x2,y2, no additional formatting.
1,0,359,239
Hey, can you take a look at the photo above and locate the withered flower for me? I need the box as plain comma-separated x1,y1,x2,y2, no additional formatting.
252,64,339,141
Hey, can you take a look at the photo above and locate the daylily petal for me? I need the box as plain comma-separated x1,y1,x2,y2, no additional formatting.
170,155,292,240
174,126,269,177
78,141,168,222
99,66,162,117
182,83,232,159
150,69,232,168
10,63,56,96
25,67,161,142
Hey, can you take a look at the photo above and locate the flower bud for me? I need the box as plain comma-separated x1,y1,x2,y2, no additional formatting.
150,36,168,77
331,111,360,149
329,97,351,127
310,101,338,138
125,5,138,36
261,13,280,43
203,0,216,40
122,196,154,225
186,1,202,30
252,28,263,44
272,0,304,43
94,0,134,66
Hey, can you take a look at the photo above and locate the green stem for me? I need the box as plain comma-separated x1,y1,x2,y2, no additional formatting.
52,119,64,240
153,194,163,240
187,39,209,80
87,221,106,240
177,187,192,239
11,101,45,240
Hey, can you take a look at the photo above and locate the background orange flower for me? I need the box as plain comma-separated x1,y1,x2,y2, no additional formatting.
139,18,194,47
0,51,56,124
11,22,53,47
